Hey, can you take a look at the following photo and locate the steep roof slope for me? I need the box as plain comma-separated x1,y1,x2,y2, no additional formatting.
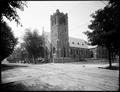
69,37,88,48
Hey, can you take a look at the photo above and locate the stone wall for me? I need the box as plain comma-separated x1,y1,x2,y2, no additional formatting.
69,47,92,59
53,57,79,63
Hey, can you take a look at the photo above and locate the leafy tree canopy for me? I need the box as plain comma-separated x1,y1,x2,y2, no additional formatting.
0,0,27,62
0,0,27,25
0,22,18,61
84,0,120,66
23,29,44,59
84,0,120,51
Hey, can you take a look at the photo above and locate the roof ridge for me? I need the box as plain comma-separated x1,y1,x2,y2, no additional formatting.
69,37,86,42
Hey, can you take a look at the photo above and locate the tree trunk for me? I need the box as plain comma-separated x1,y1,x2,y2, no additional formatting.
108,48,112,67
119,54,120,62
118,49,120,62
32,55,34,64
111,52,114,63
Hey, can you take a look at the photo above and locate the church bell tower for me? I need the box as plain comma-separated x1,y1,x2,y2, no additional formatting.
51,9,69,58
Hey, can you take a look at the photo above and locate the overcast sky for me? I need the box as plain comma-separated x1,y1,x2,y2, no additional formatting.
6,1,107,43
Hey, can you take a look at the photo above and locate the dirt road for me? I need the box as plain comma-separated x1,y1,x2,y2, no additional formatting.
1,63,119,91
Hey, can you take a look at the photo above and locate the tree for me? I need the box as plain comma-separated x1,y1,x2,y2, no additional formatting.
0,0,27,62
0,0,27,25
23,29,44,64
7,43,28,63
7,47,21,63
0,22,17,61
84,0,120,67
108,0,120,62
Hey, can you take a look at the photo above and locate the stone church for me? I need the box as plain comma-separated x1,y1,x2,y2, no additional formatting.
42,9,92,62
42,9,109,62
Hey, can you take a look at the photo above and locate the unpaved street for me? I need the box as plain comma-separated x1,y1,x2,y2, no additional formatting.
1,63,119,91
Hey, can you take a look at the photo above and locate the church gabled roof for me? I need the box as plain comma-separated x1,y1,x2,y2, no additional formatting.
42,31,88,49
69,37,88,48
